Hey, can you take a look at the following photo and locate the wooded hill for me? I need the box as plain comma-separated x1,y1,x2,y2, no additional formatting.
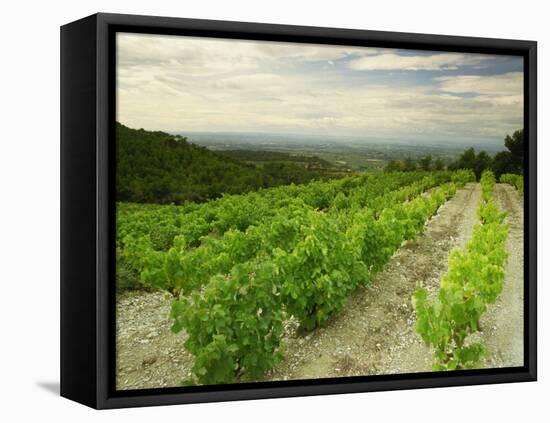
116,123,338,204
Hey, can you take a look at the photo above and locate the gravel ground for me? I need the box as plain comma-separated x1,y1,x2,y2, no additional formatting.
116,290,192,390
477,183,524,368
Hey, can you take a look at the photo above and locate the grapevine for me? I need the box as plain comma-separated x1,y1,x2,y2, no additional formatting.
413,170,509,370
499,173,523,195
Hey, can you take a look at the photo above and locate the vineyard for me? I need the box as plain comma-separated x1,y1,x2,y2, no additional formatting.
115,169,524,388
413,171,509,370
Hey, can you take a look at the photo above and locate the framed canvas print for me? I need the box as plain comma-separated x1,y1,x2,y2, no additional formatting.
60,13,537,409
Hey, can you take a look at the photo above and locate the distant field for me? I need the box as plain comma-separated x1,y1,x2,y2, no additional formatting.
217,150,334,168
185,133,486,172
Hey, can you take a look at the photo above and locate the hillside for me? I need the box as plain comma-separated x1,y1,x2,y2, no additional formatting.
116,123,335,204
217,149,334,168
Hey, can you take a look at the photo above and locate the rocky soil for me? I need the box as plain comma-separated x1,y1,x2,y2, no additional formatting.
477,183,524,368
116,290,192,389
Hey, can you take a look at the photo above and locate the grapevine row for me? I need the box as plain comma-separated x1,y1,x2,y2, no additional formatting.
499,173,524,195
412,170,509,370
117,171,424,249
153,174,446,295
120,172,452,294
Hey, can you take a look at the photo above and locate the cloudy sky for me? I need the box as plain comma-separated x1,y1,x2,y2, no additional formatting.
117,33,523,146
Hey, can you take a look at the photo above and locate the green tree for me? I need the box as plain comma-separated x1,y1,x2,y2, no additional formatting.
458,148,477,169
491,151,514,179
404,157,416,172
116,122,337,204
434,158,445,171
504,129,524,174
384,160,404,172
448,148,491,180
419,155,433,171
473,151,491,180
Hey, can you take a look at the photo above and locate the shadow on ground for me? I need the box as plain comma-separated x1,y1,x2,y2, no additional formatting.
36,381,60,396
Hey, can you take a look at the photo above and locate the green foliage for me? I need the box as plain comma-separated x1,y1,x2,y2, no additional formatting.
491,129,524,178
413,170,509,370
419,155,433,171
218,150,346,183
116,123,342,205
275,211,360,331
117,171,442,295
384,157,420,173
332,192,351,210
434,158,445,171
140,236,188,292
491,151,515,179
448,148,491,180
386,156,448,173
150,223,180,251
478,200,506,225
219,150,333,167
451,169,476,185
504,129,524,173
261,162,324,185
404,157,417,172
170,260,285,385
500,173,524,194
448,129,524,179
480,169,496,202
115,248,141,290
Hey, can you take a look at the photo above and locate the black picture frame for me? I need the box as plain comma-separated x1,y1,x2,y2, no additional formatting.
60,12,537,409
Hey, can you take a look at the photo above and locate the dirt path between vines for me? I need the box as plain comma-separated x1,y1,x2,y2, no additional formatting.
264,182,481,380
476,184,524,368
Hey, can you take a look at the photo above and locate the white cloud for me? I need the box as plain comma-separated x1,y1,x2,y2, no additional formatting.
435,72,523,109
349,52,492,71
436,72,523,96
117,33,373,73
